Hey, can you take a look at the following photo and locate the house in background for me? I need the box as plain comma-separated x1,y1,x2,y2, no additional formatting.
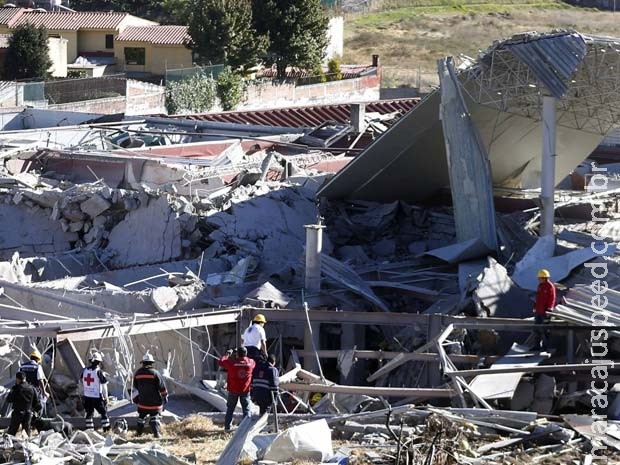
114,25,191,78
0,31,68,77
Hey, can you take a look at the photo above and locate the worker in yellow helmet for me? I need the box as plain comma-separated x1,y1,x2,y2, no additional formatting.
242,314,267,362
532,269,556,351
19,350,48,417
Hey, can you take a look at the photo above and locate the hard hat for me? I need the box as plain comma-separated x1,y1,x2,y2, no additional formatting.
142,353,155,363
537,269,551,278
253,313,267,323
30,351,41,361
90,352,103,362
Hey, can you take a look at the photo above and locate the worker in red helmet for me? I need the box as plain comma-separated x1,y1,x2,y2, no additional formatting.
533,269,556,350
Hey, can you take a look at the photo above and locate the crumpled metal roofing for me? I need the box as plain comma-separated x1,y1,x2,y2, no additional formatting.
501,31,587,99
180,99,419,128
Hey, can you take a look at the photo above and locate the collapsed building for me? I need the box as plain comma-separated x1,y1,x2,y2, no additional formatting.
0,30,618,464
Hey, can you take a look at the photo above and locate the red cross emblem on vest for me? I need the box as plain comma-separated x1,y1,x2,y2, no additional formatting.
84,373,95,386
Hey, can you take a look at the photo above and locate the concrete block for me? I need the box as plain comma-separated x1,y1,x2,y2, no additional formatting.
151,286,179,313
62,205,87,222
69,221,84,232
80,195,111,218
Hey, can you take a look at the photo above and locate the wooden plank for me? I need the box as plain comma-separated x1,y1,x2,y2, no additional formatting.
216,413,268,465
468,343,548,399
279,382,454,398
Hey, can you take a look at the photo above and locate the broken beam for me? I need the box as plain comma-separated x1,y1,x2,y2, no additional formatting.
280,382,454,398
446,361,616,378
56,309,241,341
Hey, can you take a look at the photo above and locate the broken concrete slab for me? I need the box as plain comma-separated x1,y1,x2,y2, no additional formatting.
105,196,181,268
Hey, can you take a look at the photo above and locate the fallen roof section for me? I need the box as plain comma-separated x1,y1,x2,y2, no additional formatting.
318,30,620,201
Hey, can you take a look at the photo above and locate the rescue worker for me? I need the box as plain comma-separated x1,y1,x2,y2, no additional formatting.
6,371,40,437
19,350,47,416
533,269,556,350
80,352,110,432
241,314,267,362
251,354,279,416
133,353,168,438
219,346,255,432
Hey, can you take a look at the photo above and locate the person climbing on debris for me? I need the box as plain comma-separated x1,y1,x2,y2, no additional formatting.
6,371,40,437
533,269,556,350
219,346,255,432
19,350,48,416
242,314,267,362
251,354,279,416
80,352,110,432
132,353,168,438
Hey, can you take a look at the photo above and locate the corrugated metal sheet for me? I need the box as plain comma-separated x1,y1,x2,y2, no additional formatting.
12,11,133,30
180,99,419,128
504,32,587,99
116,25,190,45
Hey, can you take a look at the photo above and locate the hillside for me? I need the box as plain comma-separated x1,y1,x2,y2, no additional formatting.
342,1,620,88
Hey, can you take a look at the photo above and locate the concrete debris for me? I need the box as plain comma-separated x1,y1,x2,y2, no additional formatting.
0,35,619,464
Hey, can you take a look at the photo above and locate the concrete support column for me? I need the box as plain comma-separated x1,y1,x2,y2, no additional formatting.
540,96,557,237
304,219,326,374
304,220,325,292
425,315,443,387
350,103,366,133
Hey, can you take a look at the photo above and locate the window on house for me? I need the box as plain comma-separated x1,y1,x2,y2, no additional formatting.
105,34,113,49
124,47,145,65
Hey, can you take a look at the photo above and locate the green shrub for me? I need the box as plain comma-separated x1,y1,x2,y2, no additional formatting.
216,67,244,111
165,71,216,114
327,57,342,81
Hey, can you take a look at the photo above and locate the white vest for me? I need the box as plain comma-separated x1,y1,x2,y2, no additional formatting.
82,367,102,398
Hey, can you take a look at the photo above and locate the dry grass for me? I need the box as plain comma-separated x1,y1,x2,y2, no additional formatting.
116,415,232,464
344,3,620,87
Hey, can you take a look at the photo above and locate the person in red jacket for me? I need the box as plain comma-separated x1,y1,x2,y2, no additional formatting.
533,269,556,350
219,346,255,432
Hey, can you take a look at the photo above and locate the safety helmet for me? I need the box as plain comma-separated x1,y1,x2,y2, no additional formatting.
537,269,551,279
89,352,103,363
142,353,155,363
30,351,41,361
253,313,267,324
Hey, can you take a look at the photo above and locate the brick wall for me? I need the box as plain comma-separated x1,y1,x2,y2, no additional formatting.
240,72,381,111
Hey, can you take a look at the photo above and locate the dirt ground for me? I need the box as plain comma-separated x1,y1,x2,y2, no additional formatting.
343,7,620,87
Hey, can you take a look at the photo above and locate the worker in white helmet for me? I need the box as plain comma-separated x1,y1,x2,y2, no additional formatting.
133,353,168,438
80,352,110,432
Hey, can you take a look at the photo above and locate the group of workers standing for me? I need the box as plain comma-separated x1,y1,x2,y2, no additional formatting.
6,314,277,438
218,313,280,432
6,348,168,439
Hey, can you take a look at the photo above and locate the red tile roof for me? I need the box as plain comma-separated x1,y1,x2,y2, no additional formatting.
0,7,25,27
10,10,154,31
179,99,419,128
116,25,190,45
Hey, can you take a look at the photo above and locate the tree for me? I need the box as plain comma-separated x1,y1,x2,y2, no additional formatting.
3,24,52,80
186,0,267,71
253,0,329,79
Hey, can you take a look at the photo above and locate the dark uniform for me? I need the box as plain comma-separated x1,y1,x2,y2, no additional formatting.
250,357,279,415
19,358,45,416
6,374,41,436
133,364,168,438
